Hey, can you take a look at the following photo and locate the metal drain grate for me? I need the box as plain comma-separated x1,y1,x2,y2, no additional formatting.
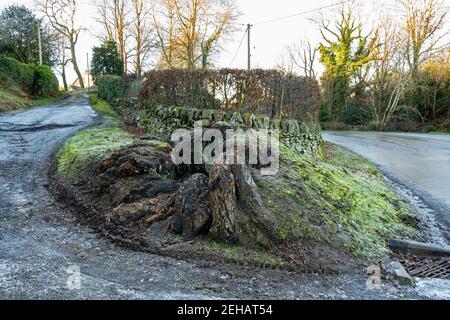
402,257,450,280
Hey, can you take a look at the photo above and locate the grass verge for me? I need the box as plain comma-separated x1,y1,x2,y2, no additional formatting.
90,94,119,119
1,84,68,113
56,126,135,183
257,142,417,258
0,86,28,112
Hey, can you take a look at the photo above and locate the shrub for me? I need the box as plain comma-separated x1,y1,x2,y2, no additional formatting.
97,75,125,103
91,40,123,81
32,65,59,96
321,121,352,131
128,80,143,98
319,104,331,122
0,54,34,92
423,124,437,133
385,120,422,132
140,69,320,122
341,103,372,125
0,55,58,96
441,119,450,132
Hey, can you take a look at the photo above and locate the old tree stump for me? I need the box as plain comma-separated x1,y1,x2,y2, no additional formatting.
97,134,280,248
167,162,280,247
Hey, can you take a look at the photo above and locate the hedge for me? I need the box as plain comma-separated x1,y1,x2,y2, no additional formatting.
32,65,59,96
0,55,58,96
96,75,125,103
140,69,321,122
0,55,34,92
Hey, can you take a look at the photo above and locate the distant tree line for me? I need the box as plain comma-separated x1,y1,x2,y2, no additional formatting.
91,0,238,78
279,0,449,131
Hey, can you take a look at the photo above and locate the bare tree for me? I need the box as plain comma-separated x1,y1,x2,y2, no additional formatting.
276,49,295,74
400,0,448,78
55,36,71,92
153,0,180,69
37,0,85,88
96,0,131,73
366,17,412,130
173,0,201,70
152,0,238,69
198,0,237,69
280,40,319,78
130,0,153,76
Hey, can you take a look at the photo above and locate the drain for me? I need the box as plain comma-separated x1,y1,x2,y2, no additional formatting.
402,256,450,280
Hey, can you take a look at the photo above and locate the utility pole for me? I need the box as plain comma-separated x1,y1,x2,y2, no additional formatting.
86,53,90,93
37,21,42,65
247,24,252,71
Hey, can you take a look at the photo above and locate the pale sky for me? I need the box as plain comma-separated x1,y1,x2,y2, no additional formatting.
0,0,441,84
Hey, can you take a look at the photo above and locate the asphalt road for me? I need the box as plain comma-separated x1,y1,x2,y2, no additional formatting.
323,131,450,231
0,97,437,299
0,97,217,299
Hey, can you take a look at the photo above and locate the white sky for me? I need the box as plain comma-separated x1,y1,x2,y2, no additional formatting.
0,0,444,84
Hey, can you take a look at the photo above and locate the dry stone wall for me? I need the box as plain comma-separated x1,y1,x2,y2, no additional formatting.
114,98,323,158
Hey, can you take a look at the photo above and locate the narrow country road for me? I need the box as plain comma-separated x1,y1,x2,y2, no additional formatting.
0,97,438,299
323,131,450,239
0,96,221,299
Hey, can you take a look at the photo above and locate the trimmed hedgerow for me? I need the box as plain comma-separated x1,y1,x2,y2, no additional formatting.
32,65,59,96
140,69,320,122
0,55,58,96
97,75,125,104
0,55,35,93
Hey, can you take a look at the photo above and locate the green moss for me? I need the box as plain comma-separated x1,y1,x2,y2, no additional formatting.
30,95,64,107
145,140,171,151
56,126,135,183
256,142,417,258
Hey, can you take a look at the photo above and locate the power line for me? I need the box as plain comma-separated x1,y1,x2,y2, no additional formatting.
37,21,43,65
230,28,247,67
247,24,252,71
253,0,355,25
233,0,358,70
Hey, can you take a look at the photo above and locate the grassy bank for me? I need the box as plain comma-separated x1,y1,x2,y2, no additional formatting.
89,94,119,119
0,55,61,113
0,85,67,113
56,115,418,259
257,142,417,257
0,85,28,112
56,126,135,183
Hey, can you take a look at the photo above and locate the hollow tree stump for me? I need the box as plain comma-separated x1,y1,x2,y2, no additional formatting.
171,173,212,237
209,164,239,243
209,164,280,248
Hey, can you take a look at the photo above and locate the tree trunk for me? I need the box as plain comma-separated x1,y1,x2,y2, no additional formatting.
70,42,84,88
209,164,280,248
209,164,239,243
61,63,68,92
135,48,142,77
171,173,212,237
